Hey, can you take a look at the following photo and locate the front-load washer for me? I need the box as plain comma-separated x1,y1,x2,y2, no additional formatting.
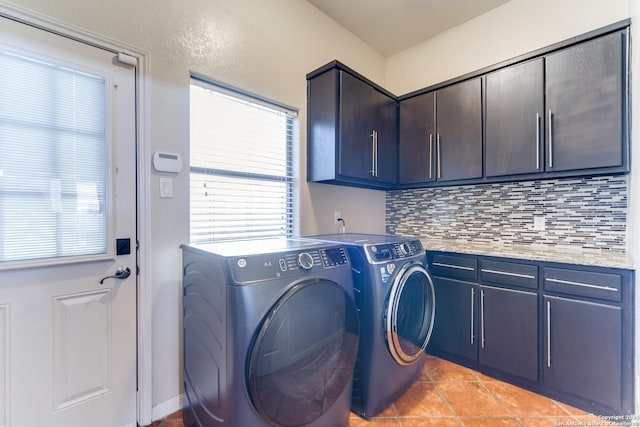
310,233,435,418
181,238,359,427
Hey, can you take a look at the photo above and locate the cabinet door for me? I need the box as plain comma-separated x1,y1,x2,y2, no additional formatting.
339,71,375,180
544,295,623,411
307,69,338,183
479,286,538,382
485,59,544,177
436,77,483,181
428,277,478,361
372,88,398,184
398,92,435,184
545,31,626,173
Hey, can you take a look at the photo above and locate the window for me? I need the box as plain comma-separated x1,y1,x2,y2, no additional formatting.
189,78,297,243
0,48,108,263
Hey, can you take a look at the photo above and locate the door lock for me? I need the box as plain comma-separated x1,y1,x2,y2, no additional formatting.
99,266,132,284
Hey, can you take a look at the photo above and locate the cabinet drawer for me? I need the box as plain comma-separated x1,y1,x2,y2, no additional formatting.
430,254,477,281
543,267,622,302
480,260,538,290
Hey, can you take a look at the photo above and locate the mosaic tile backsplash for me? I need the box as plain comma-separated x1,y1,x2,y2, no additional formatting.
386,175,628,251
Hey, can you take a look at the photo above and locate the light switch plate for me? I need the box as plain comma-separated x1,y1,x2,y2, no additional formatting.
159,177,173,198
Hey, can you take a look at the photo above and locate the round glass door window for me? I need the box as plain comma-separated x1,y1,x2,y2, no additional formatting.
386,264,435,365
247,279,359,427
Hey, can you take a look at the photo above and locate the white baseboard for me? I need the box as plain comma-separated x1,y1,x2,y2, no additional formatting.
151,394,183,422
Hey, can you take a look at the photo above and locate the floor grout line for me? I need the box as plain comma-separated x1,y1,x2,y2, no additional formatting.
476,378,521,418
429,380,465,425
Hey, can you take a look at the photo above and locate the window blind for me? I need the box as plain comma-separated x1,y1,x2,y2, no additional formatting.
0,49,107,263
189,79,296,243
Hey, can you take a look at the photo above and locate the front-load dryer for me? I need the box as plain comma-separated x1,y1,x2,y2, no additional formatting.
181,238,359,427
310,233,435,418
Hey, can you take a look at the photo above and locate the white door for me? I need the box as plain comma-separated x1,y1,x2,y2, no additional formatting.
0,16,137,427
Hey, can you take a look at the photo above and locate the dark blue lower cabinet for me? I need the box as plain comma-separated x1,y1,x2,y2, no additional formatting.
427,251,633,415
479,286,538,382
429,277,478,361
544,295,623,411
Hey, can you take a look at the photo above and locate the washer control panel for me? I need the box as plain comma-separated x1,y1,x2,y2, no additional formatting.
366,239,424,263
231,246,349,283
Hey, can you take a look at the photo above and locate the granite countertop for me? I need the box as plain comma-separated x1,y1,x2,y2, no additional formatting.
422,239,635,270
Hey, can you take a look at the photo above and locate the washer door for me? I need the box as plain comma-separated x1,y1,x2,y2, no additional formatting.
385,263,436,365
247,279,359,427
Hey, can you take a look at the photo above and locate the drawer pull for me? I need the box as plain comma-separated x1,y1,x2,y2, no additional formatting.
481,268,535,280
546,277,618,292
432,262,475,271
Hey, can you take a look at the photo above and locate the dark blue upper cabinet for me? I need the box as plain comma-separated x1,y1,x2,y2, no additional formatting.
307,62,398,190
545,30,628,176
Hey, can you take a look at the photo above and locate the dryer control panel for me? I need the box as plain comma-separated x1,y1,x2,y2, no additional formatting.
365,240,424,263
230,247,349,284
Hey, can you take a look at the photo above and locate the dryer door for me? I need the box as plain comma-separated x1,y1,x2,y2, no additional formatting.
385,263,436,365
247,279,359,427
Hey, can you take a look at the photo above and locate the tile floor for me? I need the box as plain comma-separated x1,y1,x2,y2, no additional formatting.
152,355,609,427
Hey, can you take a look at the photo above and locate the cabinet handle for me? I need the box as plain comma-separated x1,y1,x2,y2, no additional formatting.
480,268,536,280
373,130,378,178
546,300,552,368
369,130,377,177
428,133,433,179
436,133,441,179
470,288,475,345
480,289,485,349
546,277,618,292
548,110,554,168
432,262,475,271
535,113,541,170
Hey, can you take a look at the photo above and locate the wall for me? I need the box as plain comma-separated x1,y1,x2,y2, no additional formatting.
2,0,387,416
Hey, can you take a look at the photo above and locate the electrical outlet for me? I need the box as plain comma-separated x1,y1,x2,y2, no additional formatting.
533,216,546,231
334,210,342,223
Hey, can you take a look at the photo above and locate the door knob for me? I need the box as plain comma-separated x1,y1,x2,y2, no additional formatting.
99,266,132,284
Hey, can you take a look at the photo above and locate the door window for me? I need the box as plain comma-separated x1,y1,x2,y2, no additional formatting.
247,280,359,427
0,47,109,264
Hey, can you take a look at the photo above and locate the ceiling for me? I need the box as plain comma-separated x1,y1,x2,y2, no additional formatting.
307,0,512,56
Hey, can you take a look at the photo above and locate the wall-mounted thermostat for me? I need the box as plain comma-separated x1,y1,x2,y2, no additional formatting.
153,152,182,173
